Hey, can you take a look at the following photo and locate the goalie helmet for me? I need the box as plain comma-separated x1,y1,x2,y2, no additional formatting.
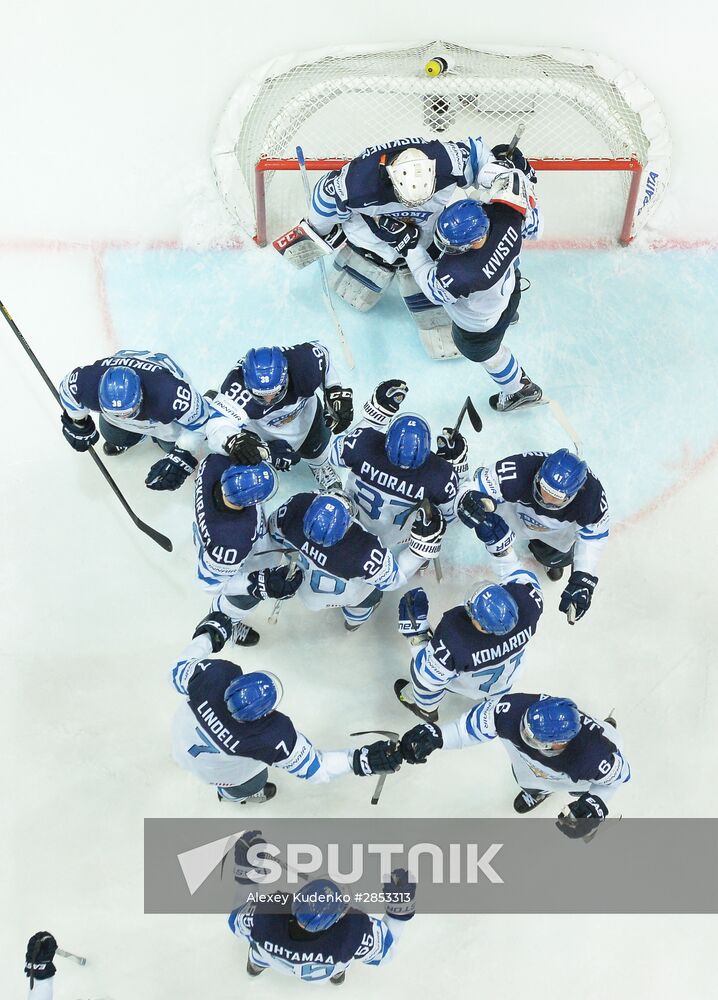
292,878,349,932
303,492,355,547
224,671,283,722
242,347,289,404
385,413,431,469
98,367,142,418
521,698,582,752
434,200,490,255
533,449,588,509
465,581,519,635
385,148,437,207
220,462,277,508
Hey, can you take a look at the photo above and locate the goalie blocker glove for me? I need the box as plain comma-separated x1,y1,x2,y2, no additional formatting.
247,564,303,602
556,792,608,840
363,378,408,427
325,384,354,433
559,571,598,621
351,739,403,776
409,504,446,559
490,143,537,183
400,723,444,765
398,587,433,643
61,411,99,452
145,446,198,491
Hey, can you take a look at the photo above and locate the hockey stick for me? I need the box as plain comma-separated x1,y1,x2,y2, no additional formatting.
451,395,482,437
56,947,87,966
295,146,355,370
350,729,400,805
268,551,301,626
504,123,526,161
1,299,173,553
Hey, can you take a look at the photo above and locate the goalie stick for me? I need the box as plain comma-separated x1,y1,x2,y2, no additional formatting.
296,146,355,370
1,299,173,553
350,730,400,805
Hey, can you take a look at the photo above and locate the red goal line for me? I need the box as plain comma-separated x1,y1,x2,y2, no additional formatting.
254,157,643,248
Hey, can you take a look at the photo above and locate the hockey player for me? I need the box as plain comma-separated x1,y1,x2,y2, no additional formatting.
230,868,415,983
457,449,609,622
278,136,501,359
204,341,353,492
370,148,544,409
328,378,467,551
58,349,211,490
399,695,630,837
193,454,302,645
170,611,402,803
269,489,445,631
395,528,544,723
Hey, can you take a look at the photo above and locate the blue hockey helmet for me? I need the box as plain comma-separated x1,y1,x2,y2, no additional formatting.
533,449,588,509
98,367,142,418
465,580,519,635
303,492,355,547
385,413,431,469
521,697,582,752
224,671,284,722
242,347,289,403
434,200,490,255
220,462,277,508
292,878,349,933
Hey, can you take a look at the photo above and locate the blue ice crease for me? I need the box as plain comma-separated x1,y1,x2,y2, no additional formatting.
103,245,718,545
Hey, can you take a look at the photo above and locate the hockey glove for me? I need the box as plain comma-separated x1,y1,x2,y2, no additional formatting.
61,412,99,452
267,439,300,472
371,216,421,256
352,739,403,777
559,571,598,622
247,564,303,601
398,587,432,642
25,932,57,982
400,723,443,765
436,428,469,476
475,512,515,555
225,429,268,465
491,143,537,183
409,504,446,560
556,793,608,840
383,868,417,920
325,384,354,433
145,446,198,491
363,378,408,426
233,829,272,883
457,489,497,529
192,611,235,653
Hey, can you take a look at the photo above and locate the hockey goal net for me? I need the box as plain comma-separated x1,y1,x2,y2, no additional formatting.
212,41,670,247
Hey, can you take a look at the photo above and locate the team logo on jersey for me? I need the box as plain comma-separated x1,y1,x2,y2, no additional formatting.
518,511,549,530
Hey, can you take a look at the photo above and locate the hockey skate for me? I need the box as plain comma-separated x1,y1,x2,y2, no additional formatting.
308,460,342,492
218,782,277,805
231,621,260,647
246,956,266,977
102,442,130,456
330,970,346,986
546,566,564,582
394,679,439,724
489,370,543,412
513,788,551,813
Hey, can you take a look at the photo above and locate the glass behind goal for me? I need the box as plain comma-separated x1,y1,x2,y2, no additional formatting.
212,40,671,247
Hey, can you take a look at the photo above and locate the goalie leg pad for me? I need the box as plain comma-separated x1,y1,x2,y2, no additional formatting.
330,243,395,311
396,267,460,360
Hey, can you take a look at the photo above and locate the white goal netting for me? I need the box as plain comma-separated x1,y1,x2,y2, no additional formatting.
212,40,671,246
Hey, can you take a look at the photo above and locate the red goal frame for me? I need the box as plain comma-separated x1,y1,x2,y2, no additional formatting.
253,157,643,248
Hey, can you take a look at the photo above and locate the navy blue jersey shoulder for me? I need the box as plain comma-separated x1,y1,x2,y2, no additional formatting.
187,658,298,765
345,138,467,210
496,453,606,525
276,492,384,580
493,693,619,782
70,358,189,423
195,454,261,562
341,427,457,506
436,203,522,298
250,908,373,965
433,585,542,673
218,342,325,418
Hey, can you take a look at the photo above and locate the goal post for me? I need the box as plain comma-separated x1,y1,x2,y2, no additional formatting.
212,41,670,247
